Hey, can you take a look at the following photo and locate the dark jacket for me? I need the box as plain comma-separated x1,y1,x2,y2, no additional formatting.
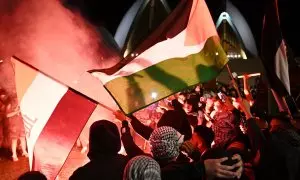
246,118,300,180
69,120,129,180
69,154,128,180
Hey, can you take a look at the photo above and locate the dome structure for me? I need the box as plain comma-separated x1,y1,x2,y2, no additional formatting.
115,0,264,83
114,0,170,57
216,0,264,84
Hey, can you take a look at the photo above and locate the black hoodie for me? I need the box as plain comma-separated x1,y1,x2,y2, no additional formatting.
69,120,128,180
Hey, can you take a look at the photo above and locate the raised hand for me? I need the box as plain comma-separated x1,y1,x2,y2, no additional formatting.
113,110,127,121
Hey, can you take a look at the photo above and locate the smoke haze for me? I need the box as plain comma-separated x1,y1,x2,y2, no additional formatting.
0,0,121,90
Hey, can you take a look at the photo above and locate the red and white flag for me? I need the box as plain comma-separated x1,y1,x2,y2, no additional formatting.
261,0,290,96
13,58,98,179
1,0,121,178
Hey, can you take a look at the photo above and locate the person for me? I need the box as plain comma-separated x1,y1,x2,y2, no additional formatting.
0,91,5,148
123,155,161,180
149,126,244,180
187,125,214,155
18,171,47,180
176,92,187,105
182,99,199,129
69,120,129,180
239,100,300,180
115,110,244,180
177,125,214,163
241,75,254,106
210,98,241,149
0,90,27,161
116,109,192,142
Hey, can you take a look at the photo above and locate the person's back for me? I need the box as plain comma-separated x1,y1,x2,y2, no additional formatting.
149,126,205,180
70,120,128,180
254,113,300,180
18,171,47,180
257,127,300,180
71,154,127,180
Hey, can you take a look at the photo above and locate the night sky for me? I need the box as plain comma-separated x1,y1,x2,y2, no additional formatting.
64,0,300,57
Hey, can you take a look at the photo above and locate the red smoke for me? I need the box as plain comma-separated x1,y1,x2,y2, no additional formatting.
0,0,120,86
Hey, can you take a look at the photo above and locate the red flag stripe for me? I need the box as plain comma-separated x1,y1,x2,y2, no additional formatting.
32,89,96,179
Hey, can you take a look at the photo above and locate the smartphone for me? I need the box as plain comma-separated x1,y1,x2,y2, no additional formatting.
217,92,226,102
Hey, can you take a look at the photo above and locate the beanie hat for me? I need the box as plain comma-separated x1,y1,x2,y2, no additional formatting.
149,126,180,161
123,155,161,180
88,120,121,159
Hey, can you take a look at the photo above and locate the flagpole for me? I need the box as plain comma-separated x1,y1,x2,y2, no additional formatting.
270,89,287,112
225,64,243,99
97,102,115,112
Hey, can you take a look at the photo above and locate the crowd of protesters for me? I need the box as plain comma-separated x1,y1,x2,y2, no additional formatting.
11,75,300,179
69,75,300,180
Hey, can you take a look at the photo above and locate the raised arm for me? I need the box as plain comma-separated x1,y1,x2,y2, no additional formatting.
238,100,266,153
120,120,145,158
114,110,153,140
242,75,254,106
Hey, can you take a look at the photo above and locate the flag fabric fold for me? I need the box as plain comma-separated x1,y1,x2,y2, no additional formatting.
93,0,228,114
13,58,97,179
261,0,290,97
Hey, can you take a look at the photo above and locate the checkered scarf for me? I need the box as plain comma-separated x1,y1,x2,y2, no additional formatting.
123,155,161,180
149,126,181,160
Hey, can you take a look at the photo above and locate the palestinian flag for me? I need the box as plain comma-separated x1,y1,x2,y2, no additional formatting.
261,0,290,97
13,57,97,179
92,0,228,114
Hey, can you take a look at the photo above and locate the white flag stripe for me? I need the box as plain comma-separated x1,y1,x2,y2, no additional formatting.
93,0,218,85
93,29,208,84
20,73,68,170
275,40,290,94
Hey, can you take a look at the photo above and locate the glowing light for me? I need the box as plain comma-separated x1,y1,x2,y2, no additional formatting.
238,54,241,58
215,52,219,56
135,53,139,57
131,53,135,57
151,92,158,99
234,54,238,58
